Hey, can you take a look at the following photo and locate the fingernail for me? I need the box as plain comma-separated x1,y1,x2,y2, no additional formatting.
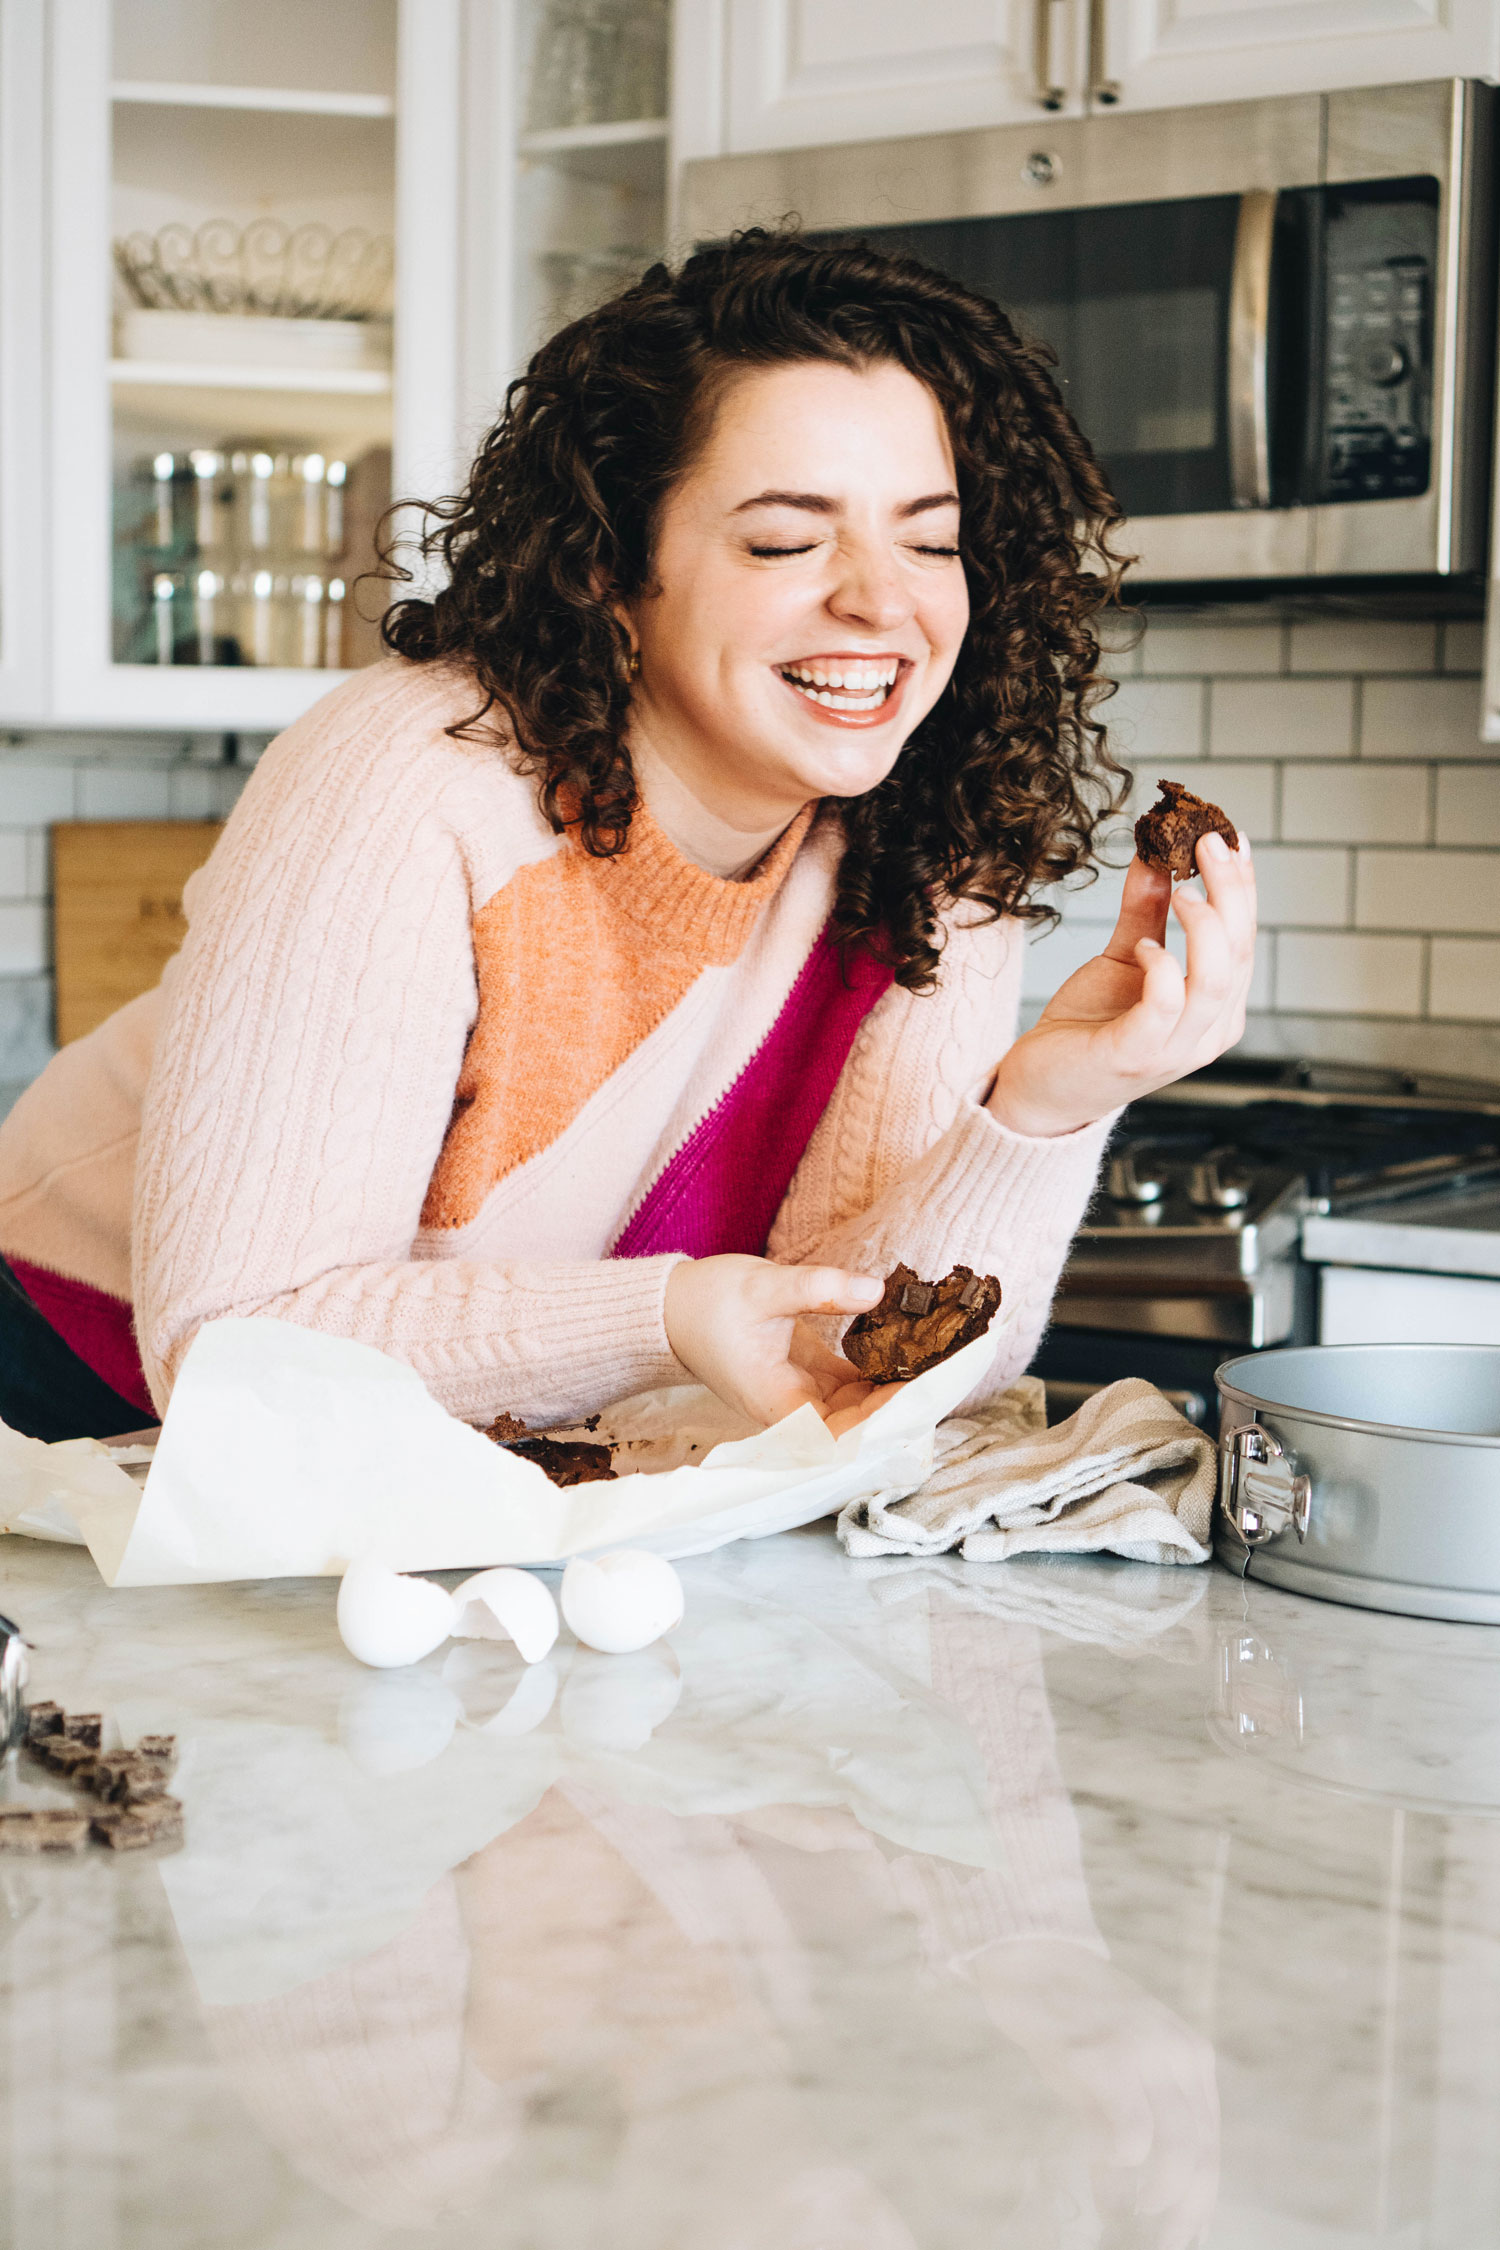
850,1277,883,1304
1200,833,1229,862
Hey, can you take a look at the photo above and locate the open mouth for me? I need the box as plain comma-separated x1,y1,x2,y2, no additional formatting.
776,656,904,717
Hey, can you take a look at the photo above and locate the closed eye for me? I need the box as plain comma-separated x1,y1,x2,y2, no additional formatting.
748,542,819,558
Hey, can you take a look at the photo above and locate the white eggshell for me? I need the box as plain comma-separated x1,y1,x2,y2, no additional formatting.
561,1646,682,1751
336,1560,456,1670
339,1670,461,1775
450,1566,559,1664
561,1550,685,1655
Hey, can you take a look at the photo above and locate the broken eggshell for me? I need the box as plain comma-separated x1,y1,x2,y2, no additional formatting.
561,1550,685,1655
449,1566,559,1665
336,1560,456,1670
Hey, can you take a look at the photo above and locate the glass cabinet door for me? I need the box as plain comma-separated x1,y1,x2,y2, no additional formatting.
107,0,396,686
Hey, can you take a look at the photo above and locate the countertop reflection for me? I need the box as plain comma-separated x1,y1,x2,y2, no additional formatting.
1,1529,1497,2247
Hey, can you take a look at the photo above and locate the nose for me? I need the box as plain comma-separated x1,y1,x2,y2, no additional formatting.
827,541,915,634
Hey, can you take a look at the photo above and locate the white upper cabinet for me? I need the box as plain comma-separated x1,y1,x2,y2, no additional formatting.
1093,1,1500,115
698,0,1500,157
717,1,1079,156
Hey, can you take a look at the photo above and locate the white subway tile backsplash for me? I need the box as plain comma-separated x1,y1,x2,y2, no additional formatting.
167,768,225,819
24,831,47,899
1441,621,1485,674
1101,677,1205,764
1435,764,1500,848
1281,762,1429,846
0,833,30,901
1050,858,1129,925
1210,677,1354,761
1429,938,1500,1021
1140,622,1283,677
1287,620,1436,675
0,766,75,825
77,768,173,819
1355,850,1500,935
1275,931,1424,1017
0,904,47,976
1361,675,1485,759
1022,921,1106,1003
1251,846,1351,928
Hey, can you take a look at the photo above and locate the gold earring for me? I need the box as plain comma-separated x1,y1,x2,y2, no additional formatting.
627,648,640,681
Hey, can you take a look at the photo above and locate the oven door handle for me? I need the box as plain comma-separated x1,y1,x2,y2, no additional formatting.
1228,188,1277,510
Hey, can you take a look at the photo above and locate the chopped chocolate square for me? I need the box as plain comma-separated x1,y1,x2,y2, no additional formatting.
64,1713,102,1748
1134,779,1238,880
842,1262,1003,1383
24,1701,64,1744
35,1738,99,1781
90,1796,183,1854
135,1735,177,1774
482,1415,616,1488
89,1752,167,1806
0,1806,90,1854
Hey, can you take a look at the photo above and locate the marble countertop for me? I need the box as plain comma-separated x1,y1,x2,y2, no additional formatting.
2,1528,1498,2249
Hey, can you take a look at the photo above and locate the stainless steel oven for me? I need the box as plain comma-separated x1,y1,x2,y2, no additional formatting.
681,81,1498,586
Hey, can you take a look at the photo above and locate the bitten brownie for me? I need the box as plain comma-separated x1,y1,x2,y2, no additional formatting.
842,1263,1002,1383
1134,779,1238,879
483,1415,616,1488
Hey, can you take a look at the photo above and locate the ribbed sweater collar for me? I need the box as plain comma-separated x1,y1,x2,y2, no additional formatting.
580,797,820,963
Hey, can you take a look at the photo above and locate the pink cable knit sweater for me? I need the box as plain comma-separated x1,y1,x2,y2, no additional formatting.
0,660,1110,1423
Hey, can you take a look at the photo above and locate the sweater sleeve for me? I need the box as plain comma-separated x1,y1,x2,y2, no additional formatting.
132,668,683,1426
766,913,1112,1399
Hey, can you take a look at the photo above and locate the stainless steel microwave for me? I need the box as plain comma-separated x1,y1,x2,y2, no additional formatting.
681,82,1497,586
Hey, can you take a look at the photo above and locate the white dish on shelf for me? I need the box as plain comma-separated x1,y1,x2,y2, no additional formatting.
115,308,392,374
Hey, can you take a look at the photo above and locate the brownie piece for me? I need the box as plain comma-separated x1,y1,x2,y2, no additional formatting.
1134,779,1238,879
32,1737,99,1783
90,1796,183,1853
483,1416,616,1488
842,1263,1003,1383
0,1806,90,1854
136,1735,177,1775
64,1712,103,1749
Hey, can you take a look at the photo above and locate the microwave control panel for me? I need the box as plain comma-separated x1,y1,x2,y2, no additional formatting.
1315,184,1436,506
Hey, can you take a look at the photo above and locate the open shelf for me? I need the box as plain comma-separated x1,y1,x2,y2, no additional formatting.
111,80,394,118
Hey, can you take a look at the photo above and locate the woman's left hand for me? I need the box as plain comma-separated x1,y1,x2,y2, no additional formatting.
987,832,1257,1140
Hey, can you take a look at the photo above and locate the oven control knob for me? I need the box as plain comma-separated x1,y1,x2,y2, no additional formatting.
1360,340,1408,388
1106,1152,1165,1206
1188,1153,1250,1211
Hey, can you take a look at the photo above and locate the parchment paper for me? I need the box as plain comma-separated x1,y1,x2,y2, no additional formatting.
0,1312,1006,1587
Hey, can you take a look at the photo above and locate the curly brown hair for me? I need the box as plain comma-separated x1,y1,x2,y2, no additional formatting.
382,226,1131,990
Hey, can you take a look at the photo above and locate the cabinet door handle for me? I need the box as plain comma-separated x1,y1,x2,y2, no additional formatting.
1087,0,1121,104
1034,0,1066,112
1229,189,1277,510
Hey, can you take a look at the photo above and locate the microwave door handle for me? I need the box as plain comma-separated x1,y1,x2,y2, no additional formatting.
1229,189,1277,509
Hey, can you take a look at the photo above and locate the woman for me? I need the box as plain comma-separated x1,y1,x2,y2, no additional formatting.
0,230,1255,1444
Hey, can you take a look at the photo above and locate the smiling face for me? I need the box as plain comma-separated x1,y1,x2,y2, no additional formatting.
618,358,970,836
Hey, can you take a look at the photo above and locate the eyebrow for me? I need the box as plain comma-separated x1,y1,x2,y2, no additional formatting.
731,488,960,519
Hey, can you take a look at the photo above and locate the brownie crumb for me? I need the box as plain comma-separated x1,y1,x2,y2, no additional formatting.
1134,779,1238,880
0,1806,90,1855
842,1263,1003,1383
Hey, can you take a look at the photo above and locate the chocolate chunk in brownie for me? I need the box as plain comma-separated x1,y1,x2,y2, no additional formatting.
91,1796,183,1853
0,1806,90,1854
1134,779,1238,880
483,1415,616,1487
842,1262,1003,1383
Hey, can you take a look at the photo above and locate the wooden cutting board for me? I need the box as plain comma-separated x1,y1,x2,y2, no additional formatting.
52,822,222,1046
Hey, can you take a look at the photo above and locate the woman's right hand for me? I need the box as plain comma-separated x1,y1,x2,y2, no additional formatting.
663,1254,887,1430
